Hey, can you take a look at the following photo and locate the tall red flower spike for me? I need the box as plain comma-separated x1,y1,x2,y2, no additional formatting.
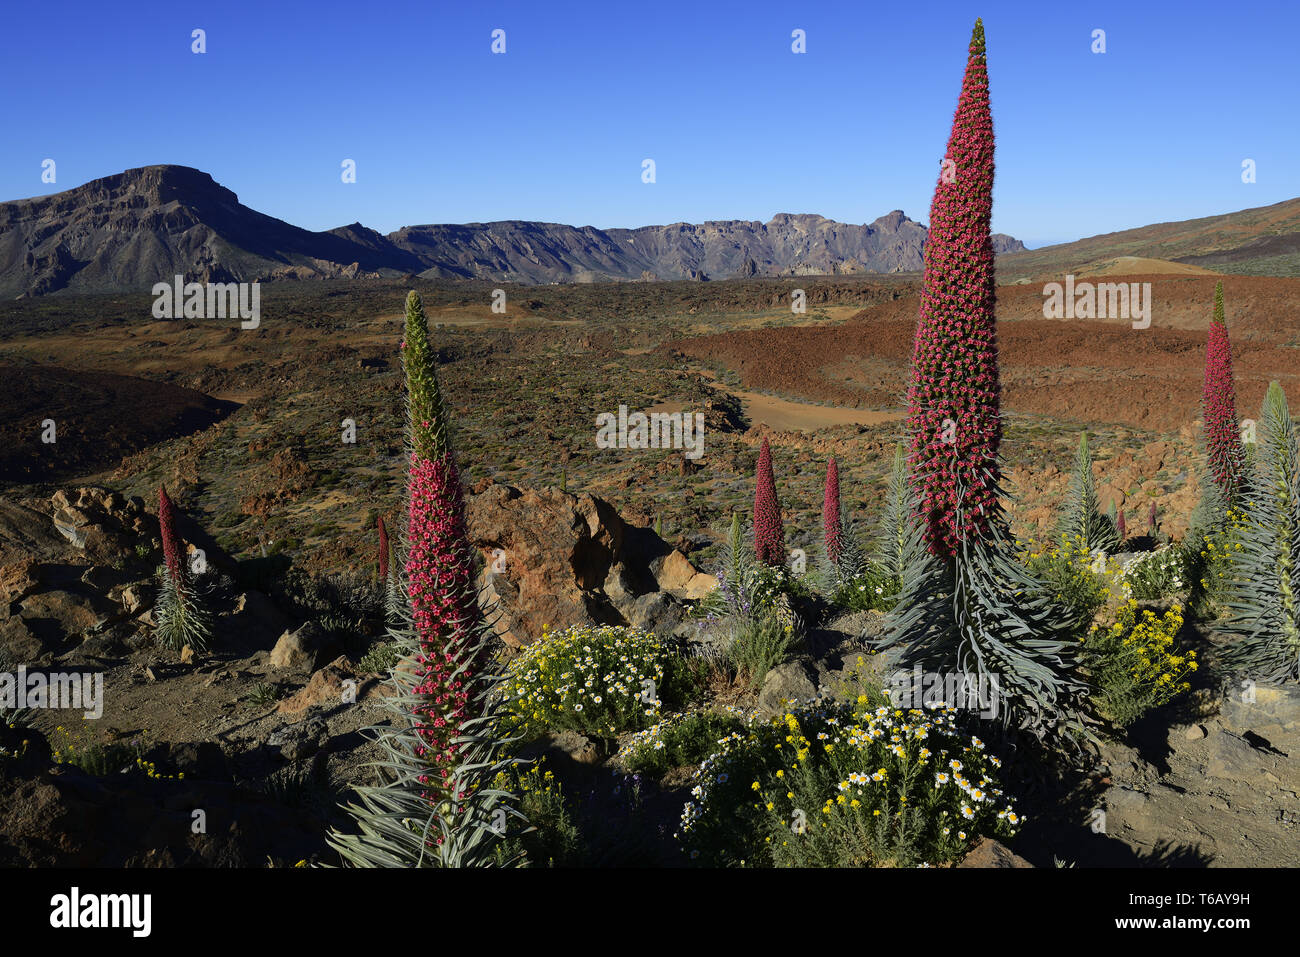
1202,281,1247,503
401,291,480,800
753,437,785,566
158,485,185,590
823,456,843,568
906,19,1000,559
378,515,390,583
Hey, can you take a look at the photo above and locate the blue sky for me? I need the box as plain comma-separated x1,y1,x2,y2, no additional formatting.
3,0,1297,248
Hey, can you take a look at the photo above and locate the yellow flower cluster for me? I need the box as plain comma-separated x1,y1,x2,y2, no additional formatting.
1022,533,1125,612
1085,600,1195,722
49,724,182,778
678,701,1020,866
493,763,559,799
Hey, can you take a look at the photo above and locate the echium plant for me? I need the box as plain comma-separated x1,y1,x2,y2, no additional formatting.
1202,281,1248,507
754,436,780,564
1218,382,1300,683
702,512,759,625
823,457,843,568
153,485,213,653
378,515,403,624
1057,431,1119,555
872,21,1090,741
872,442,911,582
753,437,785,566
1185,284,1251,601
329,292,521,867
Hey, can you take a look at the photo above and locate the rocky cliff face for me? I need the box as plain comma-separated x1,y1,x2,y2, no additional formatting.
392,210,1025,283
0,166,422,297
0,166,1025,295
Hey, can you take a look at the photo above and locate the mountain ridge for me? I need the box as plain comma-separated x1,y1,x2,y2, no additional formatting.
0,165,1025,296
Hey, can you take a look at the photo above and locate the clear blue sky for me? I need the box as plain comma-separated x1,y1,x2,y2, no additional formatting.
3,0,1297,248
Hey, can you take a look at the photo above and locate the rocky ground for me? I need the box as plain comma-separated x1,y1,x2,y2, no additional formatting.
2,275,1298,867
3,482,1296,866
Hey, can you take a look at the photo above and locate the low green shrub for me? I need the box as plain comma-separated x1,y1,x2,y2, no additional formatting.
827,564,901,613
1081,600,1195,729
1023,533,1117,628
729,614,798,689
617,709,747,777
356,641,400,676
499,624,671,740
677,701,1020,867
1119,545,1189,600
491,762,584,867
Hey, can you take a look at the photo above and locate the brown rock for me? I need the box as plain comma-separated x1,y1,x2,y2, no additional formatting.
277,657,363,715
269,623,321,670
119,584,153,614
956,837,1033,868
466,484,630,645
466,483,718,644
0,559,40,605
0,616,48,664
652,550,697,594
1098,484,1126,512
18,589,107,638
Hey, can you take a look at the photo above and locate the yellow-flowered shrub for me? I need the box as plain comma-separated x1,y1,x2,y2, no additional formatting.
1023,533,1120,628
677,701,1020,867
499,624,669,740
49,724,183,779
1185,505,1249,616
1082,600,1195,729
491,761,583,867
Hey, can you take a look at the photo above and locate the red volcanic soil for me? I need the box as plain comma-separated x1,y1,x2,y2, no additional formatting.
664,275,1300,432
0,365,237,484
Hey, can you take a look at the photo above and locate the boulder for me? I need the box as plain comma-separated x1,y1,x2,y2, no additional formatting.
266,717,328,761
523,729,601,766
623,591,686,634
758,660,819,715
0,559,40,605
0,616,48,665
269,622,336,671
1218,683,1300,754
16,589,113,648
651,550,717,600
277,658,365,715
466,483,710,645
119,584,154,614
0,499,71,566
957,838,1033,868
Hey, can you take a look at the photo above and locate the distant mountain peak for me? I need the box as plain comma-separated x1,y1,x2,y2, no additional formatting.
0,166,1027,295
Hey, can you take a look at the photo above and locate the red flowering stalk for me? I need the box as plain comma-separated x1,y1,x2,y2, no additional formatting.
329,293,520,867
823,457,843,568
378,515,390,584
154,484,212,653
1116,511,1127,543
400,290,481,800
158,485,185,591
906,18,1000,559
753,437,785,565
873,21,1091,742
1202,281,1247,504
